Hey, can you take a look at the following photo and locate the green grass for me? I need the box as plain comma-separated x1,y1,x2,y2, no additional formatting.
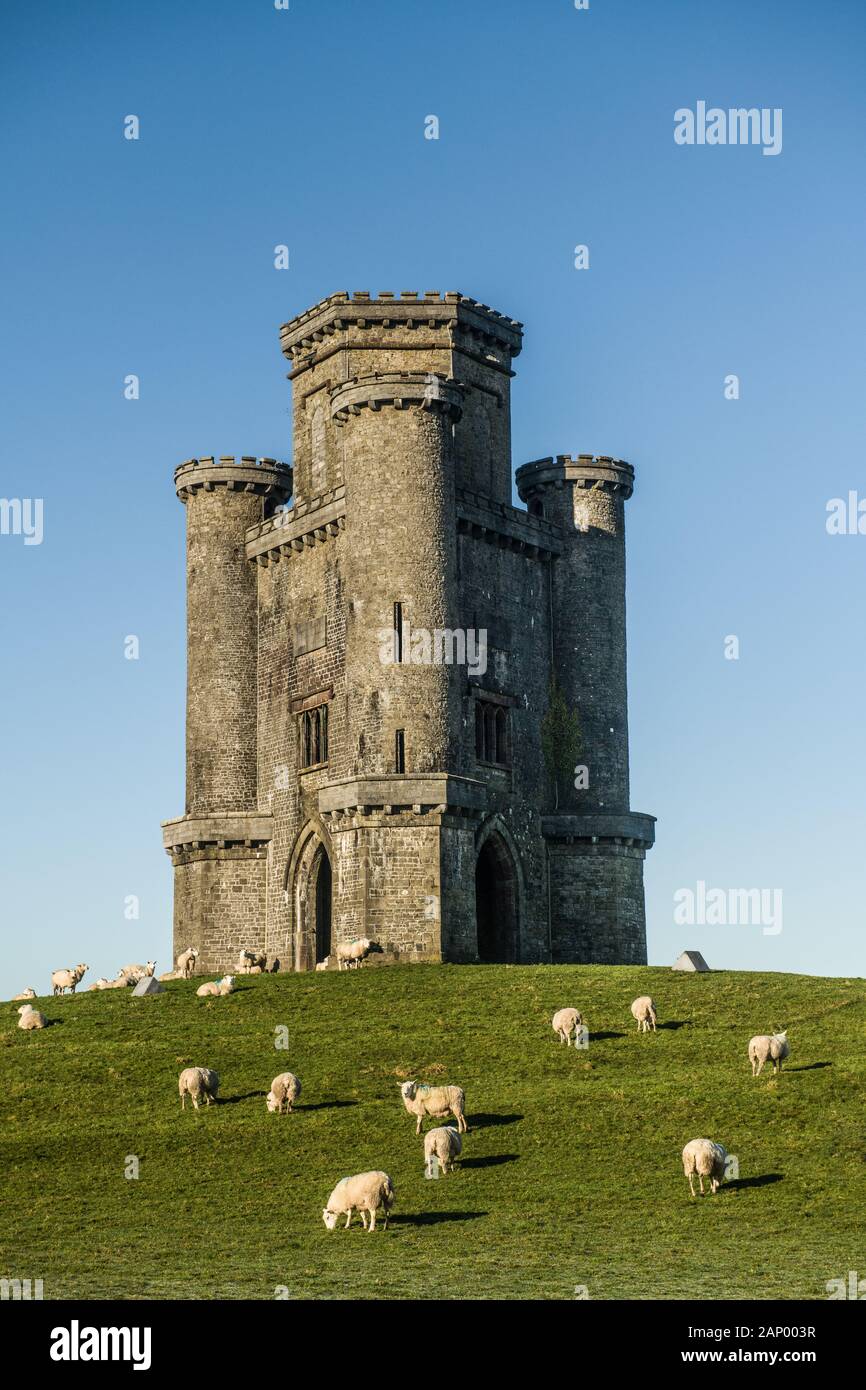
1,964,864,1300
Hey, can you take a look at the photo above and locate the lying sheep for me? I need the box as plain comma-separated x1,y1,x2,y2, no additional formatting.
86,978,113,991
322,1171,394,1232
400,1080,467,1135
682,1138,728,1197
17,1004,47,1031
266,1072,302,1114
13,988,36,1001
51,964,89,996
552,1007,584,1046
176,946,199,979
336,938,372,970
237,949,267,974
178,1067,220,1110
630,996,658,1033
196,976,235,998
158,969,181,982
424,1125,462,1175
315,957,331,972
748,1029,789,1077
118,961,157,985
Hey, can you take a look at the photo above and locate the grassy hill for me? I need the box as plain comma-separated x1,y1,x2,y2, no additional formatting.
1,964,863,1301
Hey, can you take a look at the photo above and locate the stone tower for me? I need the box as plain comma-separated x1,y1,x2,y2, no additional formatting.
162,291,655,973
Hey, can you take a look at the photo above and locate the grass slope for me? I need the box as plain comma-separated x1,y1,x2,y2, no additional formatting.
1,965,864,1301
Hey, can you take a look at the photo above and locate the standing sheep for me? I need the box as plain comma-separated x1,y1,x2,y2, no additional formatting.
176,946,199,979
266,1072,302,1114
552,1007,584,1046
322,1172,395,1232
630,996,658,1033
336,938,372,970
682,1139,728,1197
178,1067,220,1110
237,949,267,974
400,1080,467,1135
17,1005,47,1031
424,1125,462,1174
51,964,89,996
118,961,157,985
748,1030,789,1077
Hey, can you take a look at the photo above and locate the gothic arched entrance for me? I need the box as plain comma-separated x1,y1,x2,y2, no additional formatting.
288,822,334,971
475,828,520,963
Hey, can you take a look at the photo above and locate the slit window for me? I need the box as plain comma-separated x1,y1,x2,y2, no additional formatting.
395,728,406,773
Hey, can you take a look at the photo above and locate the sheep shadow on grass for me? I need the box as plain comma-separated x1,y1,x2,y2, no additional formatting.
726,1173,784,1192
470,1113,522,1129
460,1154,518,1170
217,1091,267,1105
299,1100,359,1111
657,1020,692,1031
787,1062,831,1072
392,1211,488,1227
589,1031,626,1042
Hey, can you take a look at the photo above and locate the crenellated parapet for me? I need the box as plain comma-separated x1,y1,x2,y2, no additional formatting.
174,455,293,503
330,372,464,423
516,454,634,505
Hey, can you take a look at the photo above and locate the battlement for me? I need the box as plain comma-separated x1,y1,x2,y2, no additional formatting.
330,371,464,423
516,454,635,502
174,455,293,502
279,290,523,372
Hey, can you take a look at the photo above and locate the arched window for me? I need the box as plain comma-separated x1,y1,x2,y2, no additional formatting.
495,707,508,765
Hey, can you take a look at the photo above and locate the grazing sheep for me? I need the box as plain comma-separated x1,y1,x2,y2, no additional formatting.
631,996,658,1033
176,946,199,979
178,1067,220,1110
424,1125,462,1174
196,976,235,998
51,964,89,996
400,1080,467,1135
12,988,36,1001
266,1072,302,1114
322,1172,394,1232
17,1005,47,1031
237,949,267,974
315,957,331,972
682,1138,728,1197
748,1030,789,1077
552,1007,584,1046
336,938,372,971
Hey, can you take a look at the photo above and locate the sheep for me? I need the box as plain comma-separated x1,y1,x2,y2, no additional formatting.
118,961,157,985
17,1004,47,1031
315,957,331,972
12,988,36,1001
237,949,267,974
196,976,235,998
336,938,372,971
400,1080,467,1135
178,1066,220,1110
551,1007,584,1046
176,946,199,979
51,964,89,996
86,978,113,991
158,970,181,982
266,1071,302,1114
322,1172,394,1232
270,958,280,973
748,1029,789,1077
682,1138,728,1197
424,1125,462,1175
630,996,658,1033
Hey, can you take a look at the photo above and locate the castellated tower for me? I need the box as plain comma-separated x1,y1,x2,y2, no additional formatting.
162,291,654,973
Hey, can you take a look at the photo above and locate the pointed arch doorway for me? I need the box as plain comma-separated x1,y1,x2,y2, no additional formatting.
288,823,334,971
475,827,520,963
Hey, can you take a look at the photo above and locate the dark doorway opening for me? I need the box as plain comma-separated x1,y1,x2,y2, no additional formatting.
314,852,332,964
475,834,519,963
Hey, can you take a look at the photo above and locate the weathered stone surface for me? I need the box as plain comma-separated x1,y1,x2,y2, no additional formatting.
673,950,710,972
162,293,655,973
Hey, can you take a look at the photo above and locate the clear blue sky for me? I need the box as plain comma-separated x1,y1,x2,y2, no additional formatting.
1,0,864,997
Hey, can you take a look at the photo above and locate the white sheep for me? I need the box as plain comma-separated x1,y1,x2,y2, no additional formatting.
51,964,89,996
237,949,267,974
266,1072,302,1114
630,996,658,1033
12,988,36,1001
196,976,235,997
322,1171,395,1232
17,1004,47,1031
178,1066,220,1110
682,1139,728,1197
176,946,199,978
748,1029,789,1077
158,969,181,982
551,1007,584,1046
315,957,331,972
86,978,113,991
424,1125,462,1174
336,937,372,970
400,1080,467,1135
118,961,157,985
